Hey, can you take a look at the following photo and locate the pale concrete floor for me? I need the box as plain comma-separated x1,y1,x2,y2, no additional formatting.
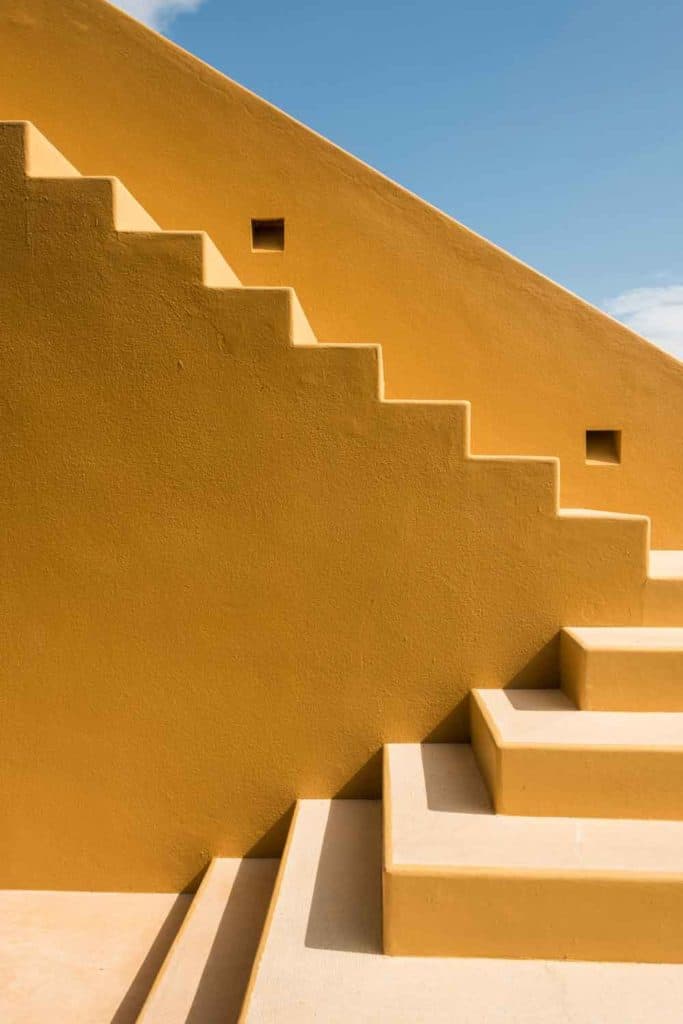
242,800,683,1023
0,890,190,1023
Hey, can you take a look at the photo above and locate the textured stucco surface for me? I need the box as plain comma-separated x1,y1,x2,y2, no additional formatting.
0,122,659,889
0,0,682,545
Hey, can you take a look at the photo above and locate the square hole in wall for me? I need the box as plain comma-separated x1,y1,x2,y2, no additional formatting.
585,429,621,465
251,218,285,252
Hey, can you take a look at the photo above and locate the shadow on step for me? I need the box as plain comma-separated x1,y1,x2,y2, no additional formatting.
110,895,189,1024
305,801,382,954
421,743,491,813
504,689,574,710
185,859,278,1024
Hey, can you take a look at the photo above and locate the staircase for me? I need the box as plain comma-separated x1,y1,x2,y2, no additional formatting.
2,121,683,1021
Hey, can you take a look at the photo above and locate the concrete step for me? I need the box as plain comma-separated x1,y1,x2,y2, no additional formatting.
241,796,683,1021
137,857,277,1024
562,626,683,710
471,688,683,819
645,551,683,626
384,743,683,963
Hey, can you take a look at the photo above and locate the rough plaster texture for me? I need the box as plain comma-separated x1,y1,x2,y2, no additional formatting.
1,0,682,544
0,121,663,889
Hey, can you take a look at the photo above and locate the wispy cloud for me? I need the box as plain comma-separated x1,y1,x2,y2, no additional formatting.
113,0,205,31
603,285,683,361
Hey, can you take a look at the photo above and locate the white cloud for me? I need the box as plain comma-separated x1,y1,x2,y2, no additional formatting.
603,285,683,361
113,0,204,30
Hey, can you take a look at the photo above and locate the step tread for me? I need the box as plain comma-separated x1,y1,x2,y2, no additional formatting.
241,798,683,1022
564,625,683,650
649,550,683,580
137,857,277,1023
387,744,683,873
475,688,683,747
558,507,649,521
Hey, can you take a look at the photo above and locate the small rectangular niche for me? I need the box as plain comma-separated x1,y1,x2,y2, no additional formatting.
585,429,621,465
251,218,285,252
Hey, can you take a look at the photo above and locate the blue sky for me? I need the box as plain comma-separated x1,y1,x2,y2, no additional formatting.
115,0,683,357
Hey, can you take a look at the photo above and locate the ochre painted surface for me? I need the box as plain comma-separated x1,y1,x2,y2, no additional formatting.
470,689,683,820
383,744,683,962
0,122,659,889
561,626,683,710
1,0,682,545
384,867,683,962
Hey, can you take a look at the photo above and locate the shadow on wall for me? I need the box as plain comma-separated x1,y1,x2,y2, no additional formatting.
247,634,561,858
334,749,384,799
246,804,296,858
304,801,382,954
302,639,562,953
422,635,561,744
502,636,560,691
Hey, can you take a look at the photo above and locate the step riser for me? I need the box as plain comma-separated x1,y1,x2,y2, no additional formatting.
471,695,683,820
384,869,683,962
561,630,683,711
485,745,682,820
644,580,683,627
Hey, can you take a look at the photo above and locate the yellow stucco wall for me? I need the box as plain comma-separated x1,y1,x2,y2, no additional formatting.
0,121,656,889
1,0,681,894
1,0,681,546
